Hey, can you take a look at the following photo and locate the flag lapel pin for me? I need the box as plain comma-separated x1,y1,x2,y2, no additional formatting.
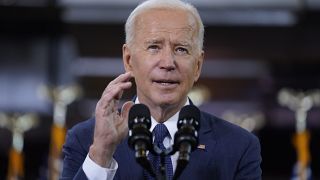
197,144,206,150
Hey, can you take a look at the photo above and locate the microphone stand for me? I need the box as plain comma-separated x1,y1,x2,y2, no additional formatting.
172,104,200,180
134,141,156,177
129,104,200,180
132,127,198,180
173,142,191,180
134,141,172,180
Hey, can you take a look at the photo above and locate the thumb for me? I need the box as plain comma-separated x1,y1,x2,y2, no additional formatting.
121,101,134,121
117,101,134,140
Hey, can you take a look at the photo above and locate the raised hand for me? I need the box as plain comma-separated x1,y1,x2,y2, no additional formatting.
89,72,134,167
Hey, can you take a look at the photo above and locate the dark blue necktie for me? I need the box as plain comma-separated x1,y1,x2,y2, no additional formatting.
147,123,173,180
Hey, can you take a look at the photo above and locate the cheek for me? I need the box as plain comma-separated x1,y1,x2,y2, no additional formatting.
131,59,151,79
182,67,199,88
181,61,198,76
130,55,143,77
191,60,201,79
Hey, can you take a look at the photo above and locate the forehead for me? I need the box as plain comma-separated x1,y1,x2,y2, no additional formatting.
134,9,198,41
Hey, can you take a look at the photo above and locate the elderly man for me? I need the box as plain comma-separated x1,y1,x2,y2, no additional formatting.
61,0,262,179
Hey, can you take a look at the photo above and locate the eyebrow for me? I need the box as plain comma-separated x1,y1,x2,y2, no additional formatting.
144,39,193,49
176,42,190,46
145,39,163,45
174,41,192,49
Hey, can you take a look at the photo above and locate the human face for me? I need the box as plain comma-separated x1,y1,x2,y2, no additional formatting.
123,9,203,109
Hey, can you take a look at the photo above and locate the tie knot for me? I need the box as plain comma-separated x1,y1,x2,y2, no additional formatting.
153,124,169,144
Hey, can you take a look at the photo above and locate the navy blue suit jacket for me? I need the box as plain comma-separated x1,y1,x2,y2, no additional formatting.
61,111,262,180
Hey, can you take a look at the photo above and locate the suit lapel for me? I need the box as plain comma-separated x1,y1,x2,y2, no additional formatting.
189,98,217,154
193,111,217,161
178,112,218,179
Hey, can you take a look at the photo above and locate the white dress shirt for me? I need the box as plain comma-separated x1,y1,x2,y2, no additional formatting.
82,97,189,180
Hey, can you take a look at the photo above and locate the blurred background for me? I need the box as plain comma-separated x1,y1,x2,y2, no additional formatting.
0,0,320,179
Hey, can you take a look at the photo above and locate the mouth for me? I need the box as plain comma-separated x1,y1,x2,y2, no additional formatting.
153,79,180,86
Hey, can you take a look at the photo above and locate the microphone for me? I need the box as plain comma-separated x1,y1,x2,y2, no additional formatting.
173,105,200,180
127,104,155,177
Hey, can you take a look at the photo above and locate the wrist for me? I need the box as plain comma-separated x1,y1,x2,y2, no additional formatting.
89,143,115,168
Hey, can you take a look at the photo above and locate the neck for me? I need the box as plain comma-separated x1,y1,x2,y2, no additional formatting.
138,97,187,123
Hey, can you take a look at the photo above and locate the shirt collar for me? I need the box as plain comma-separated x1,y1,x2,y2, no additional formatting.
135,97,190,139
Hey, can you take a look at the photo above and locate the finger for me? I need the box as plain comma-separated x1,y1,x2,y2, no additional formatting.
99,82,132,108
102,80,132,98
108,72,132,86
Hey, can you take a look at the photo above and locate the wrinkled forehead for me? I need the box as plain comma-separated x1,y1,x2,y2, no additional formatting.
133,8,199,41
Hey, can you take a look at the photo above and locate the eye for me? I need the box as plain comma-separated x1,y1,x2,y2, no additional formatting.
175,47,189,55
147,45,160,53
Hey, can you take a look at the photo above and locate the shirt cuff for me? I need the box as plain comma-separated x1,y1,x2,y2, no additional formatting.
82,154,118,180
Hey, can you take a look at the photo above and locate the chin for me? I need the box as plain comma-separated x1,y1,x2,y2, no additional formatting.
152,94,181,107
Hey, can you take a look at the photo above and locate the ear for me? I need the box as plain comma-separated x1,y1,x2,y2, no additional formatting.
194,50,204,82
123,44,133,74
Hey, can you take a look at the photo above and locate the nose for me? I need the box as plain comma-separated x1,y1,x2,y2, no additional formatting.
159,47,176,71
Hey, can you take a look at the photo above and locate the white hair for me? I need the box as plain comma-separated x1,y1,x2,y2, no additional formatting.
125,0,204,52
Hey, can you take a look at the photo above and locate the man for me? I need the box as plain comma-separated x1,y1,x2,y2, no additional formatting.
61,0,262,179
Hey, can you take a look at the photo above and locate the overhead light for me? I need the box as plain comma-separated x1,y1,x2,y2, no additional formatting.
307,0,320,9
200,9,297,26
59,0,298,26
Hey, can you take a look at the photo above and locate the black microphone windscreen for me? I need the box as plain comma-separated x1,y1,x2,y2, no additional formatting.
128,104,151,128
178,105,200,129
